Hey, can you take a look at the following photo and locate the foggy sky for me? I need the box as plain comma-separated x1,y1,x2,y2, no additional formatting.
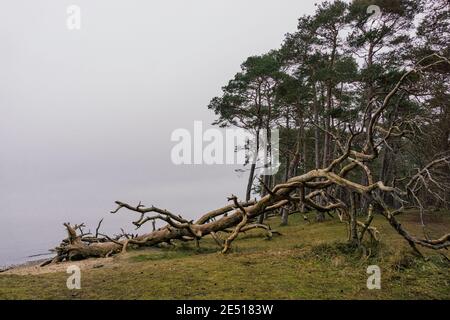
0,0,322,266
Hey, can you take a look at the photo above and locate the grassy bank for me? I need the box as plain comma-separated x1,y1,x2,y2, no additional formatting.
0,212,449,299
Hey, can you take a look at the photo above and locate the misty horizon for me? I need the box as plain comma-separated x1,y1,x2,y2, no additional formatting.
0,0,322,267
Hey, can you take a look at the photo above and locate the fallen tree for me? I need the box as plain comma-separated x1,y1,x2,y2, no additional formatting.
42,54,450,266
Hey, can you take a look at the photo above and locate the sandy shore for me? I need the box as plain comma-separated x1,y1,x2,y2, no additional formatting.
0,256,118,276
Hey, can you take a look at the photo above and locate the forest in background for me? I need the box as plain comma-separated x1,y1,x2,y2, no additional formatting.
208,0,450,225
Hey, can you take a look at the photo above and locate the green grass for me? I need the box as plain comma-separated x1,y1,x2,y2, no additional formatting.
0,212,449,299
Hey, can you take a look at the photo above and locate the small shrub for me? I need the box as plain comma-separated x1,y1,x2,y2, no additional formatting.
390,251,418,271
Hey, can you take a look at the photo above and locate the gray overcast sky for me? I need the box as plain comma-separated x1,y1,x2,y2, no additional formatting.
0,0,323,266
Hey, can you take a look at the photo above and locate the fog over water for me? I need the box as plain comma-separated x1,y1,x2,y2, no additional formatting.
0,0,321,267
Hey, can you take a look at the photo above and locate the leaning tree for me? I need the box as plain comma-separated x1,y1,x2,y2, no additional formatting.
41,53,450,266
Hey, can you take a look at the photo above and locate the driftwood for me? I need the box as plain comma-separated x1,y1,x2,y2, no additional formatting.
42,54,450,266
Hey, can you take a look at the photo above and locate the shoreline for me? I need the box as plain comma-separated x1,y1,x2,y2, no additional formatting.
0,252,54,271
0,254,122,276
0,258,49,273
1,247,162,276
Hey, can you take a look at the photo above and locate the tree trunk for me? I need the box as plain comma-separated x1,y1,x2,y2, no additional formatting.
349,192,359,245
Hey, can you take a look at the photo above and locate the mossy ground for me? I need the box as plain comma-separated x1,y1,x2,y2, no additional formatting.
0,211,449,299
